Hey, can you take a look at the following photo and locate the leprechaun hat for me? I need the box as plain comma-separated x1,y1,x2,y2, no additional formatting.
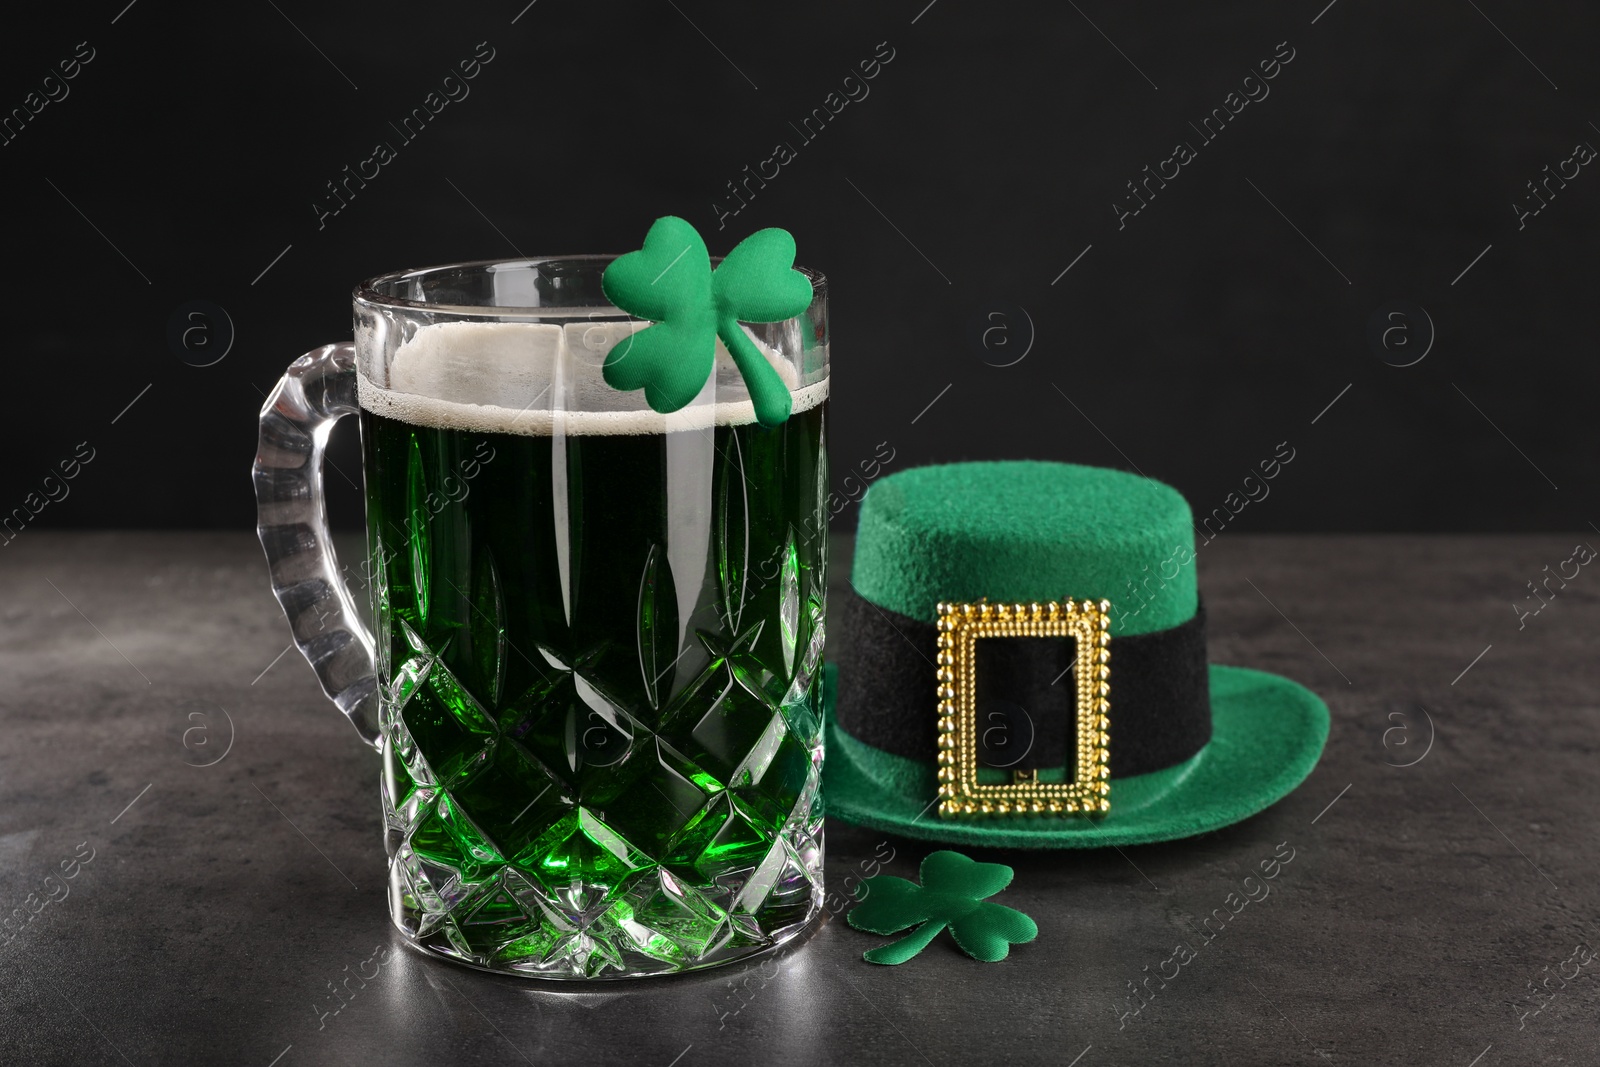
823,461,1329,848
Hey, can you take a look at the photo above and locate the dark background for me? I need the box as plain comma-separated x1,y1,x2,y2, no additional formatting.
4,0,1597,534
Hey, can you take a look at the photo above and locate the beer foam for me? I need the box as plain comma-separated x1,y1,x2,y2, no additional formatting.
357,321,827,436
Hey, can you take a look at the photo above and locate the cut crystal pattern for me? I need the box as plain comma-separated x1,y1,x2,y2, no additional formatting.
375,409,826,978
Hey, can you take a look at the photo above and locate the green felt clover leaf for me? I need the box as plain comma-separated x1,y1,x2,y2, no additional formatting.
600,216,813,427
847,850,1038,965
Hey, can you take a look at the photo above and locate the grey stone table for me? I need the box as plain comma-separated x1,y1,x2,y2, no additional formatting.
1,532,1596,1066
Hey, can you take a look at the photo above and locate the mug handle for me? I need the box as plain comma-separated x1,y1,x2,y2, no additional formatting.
252,342,381,748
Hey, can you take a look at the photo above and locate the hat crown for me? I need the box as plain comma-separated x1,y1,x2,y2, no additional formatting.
850,461,1197,636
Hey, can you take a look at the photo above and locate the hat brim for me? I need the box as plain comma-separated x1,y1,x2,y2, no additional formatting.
822,662,1329,849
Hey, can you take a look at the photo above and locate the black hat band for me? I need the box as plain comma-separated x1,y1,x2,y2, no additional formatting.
834,591,1212,778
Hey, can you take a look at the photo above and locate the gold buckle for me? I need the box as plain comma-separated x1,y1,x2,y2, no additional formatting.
934,599,1111,818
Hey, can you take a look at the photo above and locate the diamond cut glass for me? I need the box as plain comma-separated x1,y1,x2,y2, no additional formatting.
254,257,828,978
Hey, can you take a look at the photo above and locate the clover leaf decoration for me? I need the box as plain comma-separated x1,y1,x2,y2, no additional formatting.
600,216,813,428
847,850,1038,965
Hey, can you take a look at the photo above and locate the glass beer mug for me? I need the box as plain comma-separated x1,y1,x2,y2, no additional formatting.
253,257,828,978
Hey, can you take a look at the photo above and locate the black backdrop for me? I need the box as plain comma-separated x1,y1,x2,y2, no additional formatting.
4,0,1597,534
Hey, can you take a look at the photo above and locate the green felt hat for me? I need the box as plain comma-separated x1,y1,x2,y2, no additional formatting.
823,461,1329,848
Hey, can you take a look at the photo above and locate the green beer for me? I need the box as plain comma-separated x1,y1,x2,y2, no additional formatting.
358,329,827,977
